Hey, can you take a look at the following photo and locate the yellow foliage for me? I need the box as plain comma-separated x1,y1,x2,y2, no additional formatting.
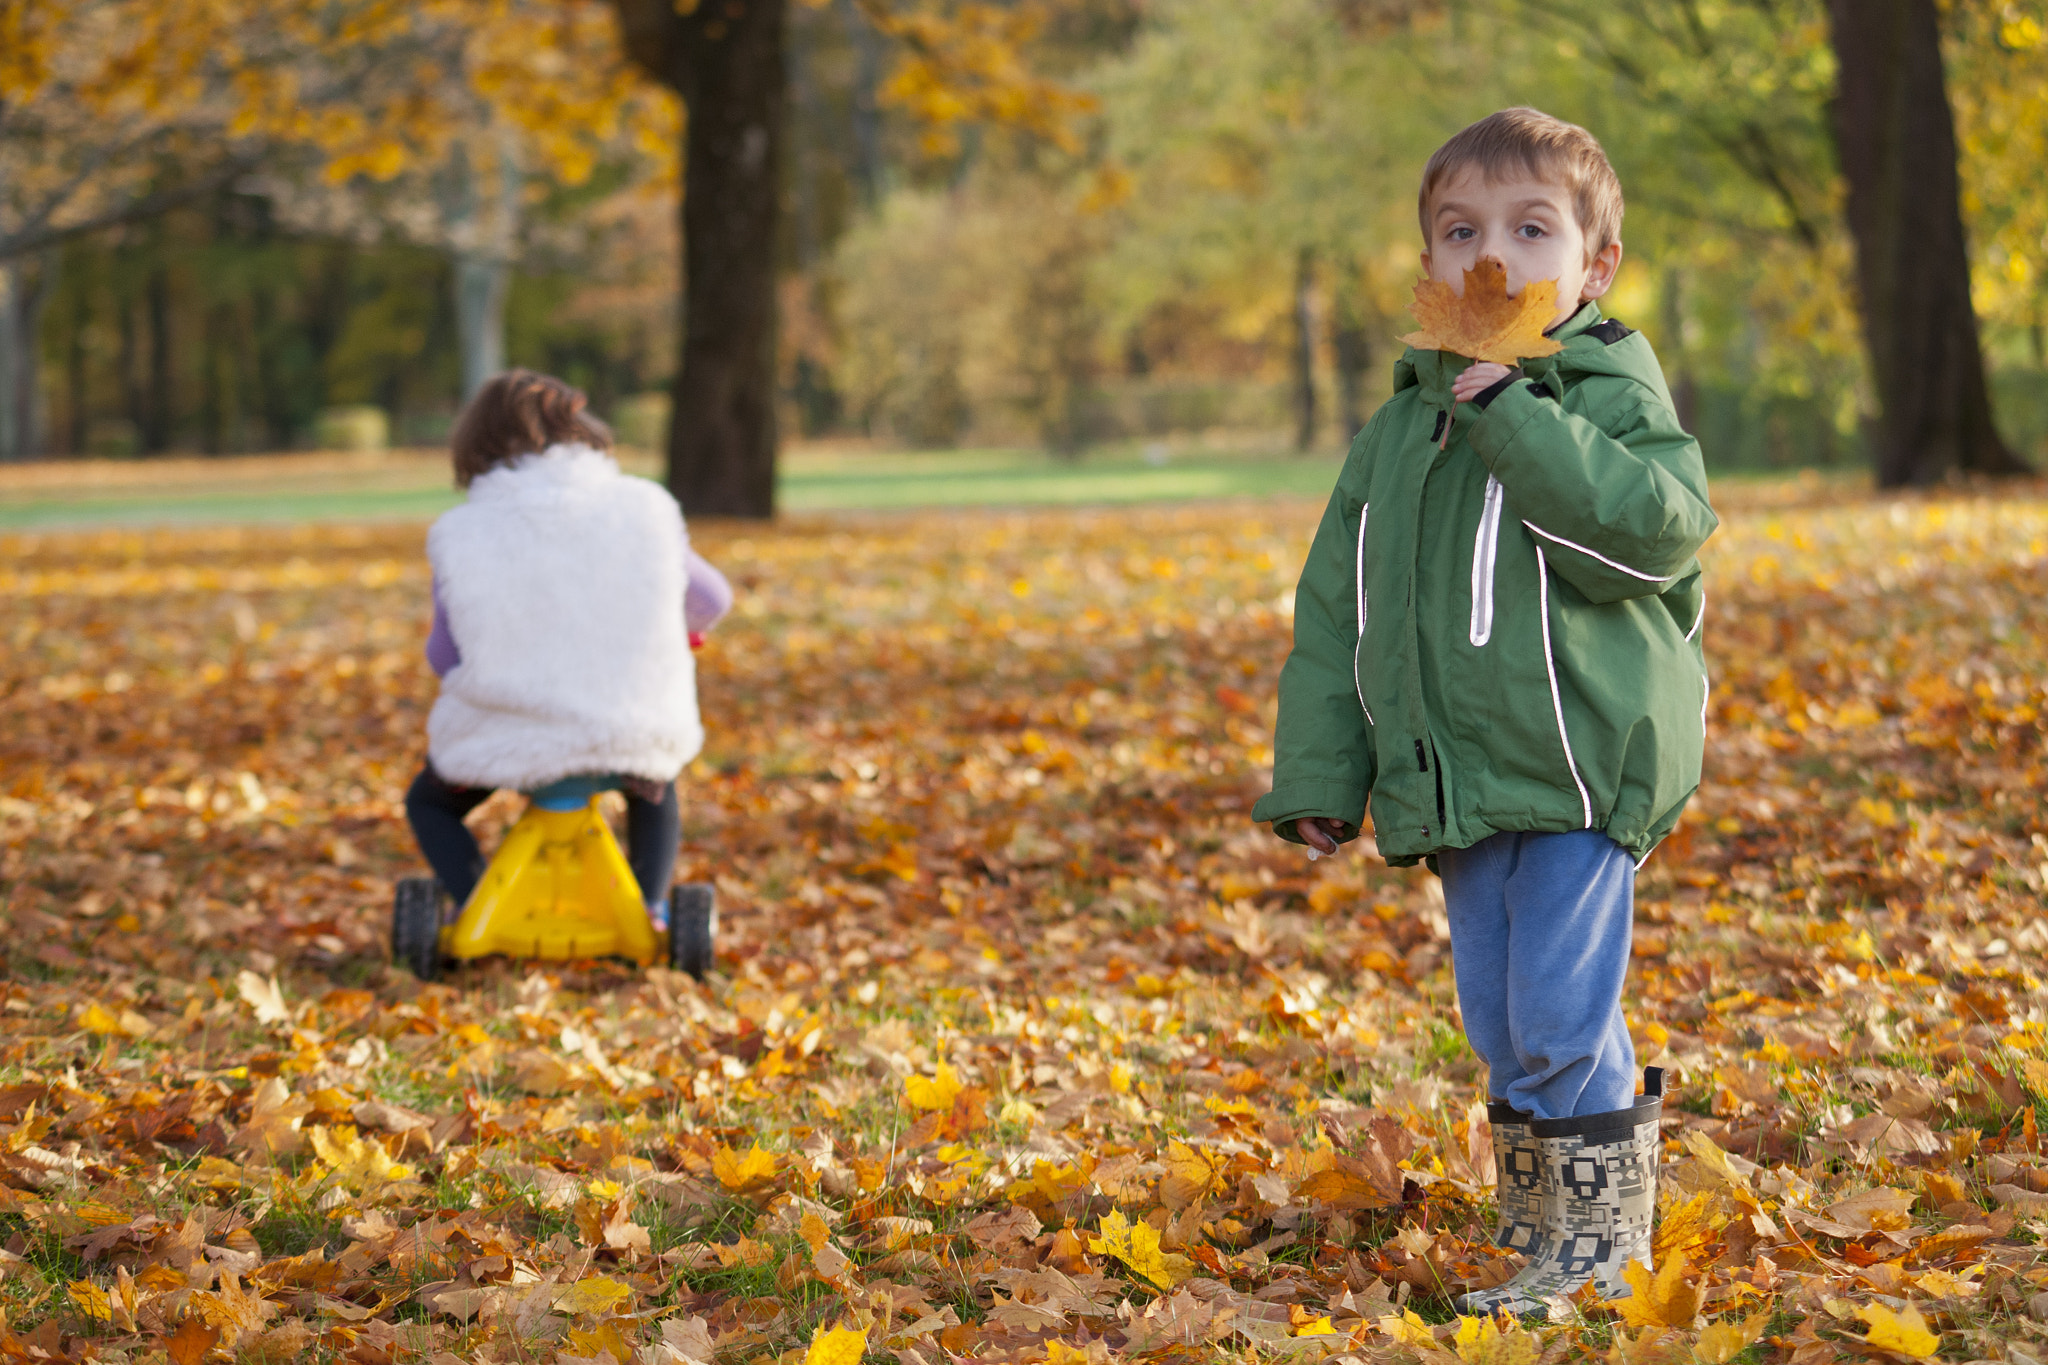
905,1061,965,1111
553,1274,633,1316
1086,1209,1193,1289
1693,1310,1771,1365
308,1125,412,1191
1453,1314,1537,1365
1605,1255,1701,1330
712,1144,778,1190
804,1325,869,1365
1857,1303,1939,1358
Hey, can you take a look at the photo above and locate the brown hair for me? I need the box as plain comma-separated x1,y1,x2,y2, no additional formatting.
450,369,613,487
1417,108,1624,261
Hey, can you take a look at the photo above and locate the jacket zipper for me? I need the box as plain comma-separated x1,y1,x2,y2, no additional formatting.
1353,503,1373,726
1468,474,1503,646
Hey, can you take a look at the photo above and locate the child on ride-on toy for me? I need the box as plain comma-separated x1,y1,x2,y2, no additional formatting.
402,370,730,943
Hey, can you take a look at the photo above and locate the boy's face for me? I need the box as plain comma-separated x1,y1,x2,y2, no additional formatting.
1421,168,1622,328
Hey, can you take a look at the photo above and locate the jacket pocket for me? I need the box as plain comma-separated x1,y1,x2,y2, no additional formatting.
1469,475,1503,646
1353,503,1373,725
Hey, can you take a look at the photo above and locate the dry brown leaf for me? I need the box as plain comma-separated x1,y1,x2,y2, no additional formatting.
1399,259,1565,365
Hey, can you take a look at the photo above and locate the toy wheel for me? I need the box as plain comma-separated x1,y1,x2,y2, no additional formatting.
669,883,717,980
392,878,444,981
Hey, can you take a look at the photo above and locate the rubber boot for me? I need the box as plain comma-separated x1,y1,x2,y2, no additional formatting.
1487,1101,1544,1256
1456,1068,1663,1316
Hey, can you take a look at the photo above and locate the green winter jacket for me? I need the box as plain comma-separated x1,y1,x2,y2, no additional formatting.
1250,303,1716,866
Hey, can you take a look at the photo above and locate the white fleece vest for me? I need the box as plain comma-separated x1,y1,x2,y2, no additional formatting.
426,444,703,789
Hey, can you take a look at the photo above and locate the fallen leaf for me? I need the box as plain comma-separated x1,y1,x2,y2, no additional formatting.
1857,1302,1939,1358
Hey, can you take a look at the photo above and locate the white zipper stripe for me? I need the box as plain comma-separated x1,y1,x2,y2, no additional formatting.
1535,546,1593,827
1521,520,1676,583
1469,475,1503,646
1686,592,1706,642
1353,503,1373,726
1700,672,1710,730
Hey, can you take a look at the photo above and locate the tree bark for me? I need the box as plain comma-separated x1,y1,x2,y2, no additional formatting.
0,252,54,460
1330,259,1373,442
1291,246,1317,453
614,0,786,519
1825,0,2027,485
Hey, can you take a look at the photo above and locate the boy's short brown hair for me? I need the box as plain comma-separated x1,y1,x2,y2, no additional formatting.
450,369,613,487
1418,108,1624,260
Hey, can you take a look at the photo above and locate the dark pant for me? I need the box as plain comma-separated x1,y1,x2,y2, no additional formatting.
404,764,680,910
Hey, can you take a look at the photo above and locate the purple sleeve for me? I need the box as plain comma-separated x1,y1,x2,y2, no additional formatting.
426,576,461,676
684,547,733,634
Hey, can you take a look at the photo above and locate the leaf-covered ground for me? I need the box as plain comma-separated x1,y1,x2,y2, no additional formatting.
3,483,2048,1365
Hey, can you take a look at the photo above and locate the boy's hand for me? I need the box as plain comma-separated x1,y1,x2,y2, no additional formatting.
1296,817,1347,856
1451,361,1515,404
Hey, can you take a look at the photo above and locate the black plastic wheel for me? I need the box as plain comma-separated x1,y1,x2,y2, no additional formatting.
392,877,443,981
669,883,717,980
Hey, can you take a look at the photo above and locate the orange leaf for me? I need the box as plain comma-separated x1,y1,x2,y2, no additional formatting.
166,1318,221,1365
1399,259,1565,365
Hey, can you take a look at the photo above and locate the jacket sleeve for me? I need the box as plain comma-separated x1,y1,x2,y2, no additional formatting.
1468,377,1717,604
1250,456,1376,846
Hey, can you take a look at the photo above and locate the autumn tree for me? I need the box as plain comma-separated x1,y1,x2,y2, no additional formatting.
1824,0,2027,485
610,0,1093,517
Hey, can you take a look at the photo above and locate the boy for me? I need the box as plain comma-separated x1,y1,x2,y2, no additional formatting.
1251,109,1714,1314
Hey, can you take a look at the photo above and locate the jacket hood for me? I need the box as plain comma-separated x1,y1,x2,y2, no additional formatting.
1391,301,1676,410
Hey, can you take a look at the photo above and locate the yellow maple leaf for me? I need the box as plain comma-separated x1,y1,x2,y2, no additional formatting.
68,1279,113,1321
1379,1309,1440,1348
567,1320,637,1359
78,1003,122,1036
1652,1191,1727,1263
711,1143,777,1190
1087,1208,1193,1289
1159,1140,1228,1210
1399,259,1565,366
554,1274,633,1316
308,1125,412,1191
1604,1255,1701,1329
1293,1315,1340,1337
1453,1314,1537,1365
1694,1310,1772,1365
804,1324,869,1365
1857,1303,1939,1358
905,1061,964,1111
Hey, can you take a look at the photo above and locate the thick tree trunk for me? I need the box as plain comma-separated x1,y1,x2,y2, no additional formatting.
1825,0,2027,485
1330,260,1373,441
614,0,786,519
0,252,54,460
1292,246,1317,453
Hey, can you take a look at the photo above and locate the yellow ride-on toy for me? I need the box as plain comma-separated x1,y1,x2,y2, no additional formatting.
391,776,715,980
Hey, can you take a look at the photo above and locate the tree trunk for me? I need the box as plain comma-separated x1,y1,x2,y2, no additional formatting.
445,133,521,402
1825,0,2027,485
1330,259,1372,442
455,250,510,400
0,252,54,460
1291,246,1317,453
614,0,786,519
144,263,174,453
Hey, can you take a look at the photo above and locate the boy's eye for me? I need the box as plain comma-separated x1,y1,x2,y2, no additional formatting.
1518,224,1545,238
1449,227,1475,241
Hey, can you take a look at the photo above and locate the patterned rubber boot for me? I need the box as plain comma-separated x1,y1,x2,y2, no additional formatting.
1455,1068,1663,1317
1487,1102,1545,1256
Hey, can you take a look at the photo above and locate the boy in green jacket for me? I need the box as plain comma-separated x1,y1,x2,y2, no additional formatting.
1251,109,1716,1314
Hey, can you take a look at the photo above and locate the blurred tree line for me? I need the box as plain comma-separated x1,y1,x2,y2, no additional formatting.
5,0,2048,489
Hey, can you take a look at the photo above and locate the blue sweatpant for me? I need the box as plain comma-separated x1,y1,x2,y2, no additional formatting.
1438,829,1637,1120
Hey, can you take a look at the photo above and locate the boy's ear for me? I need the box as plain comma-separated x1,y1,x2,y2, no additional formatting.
1419,249,1432,278
1580,240,1624,300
